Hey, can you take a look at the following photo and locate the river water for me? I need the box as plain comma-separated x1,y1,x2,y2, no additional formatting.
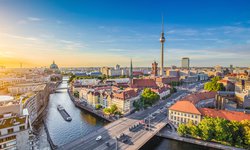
38,77,216,150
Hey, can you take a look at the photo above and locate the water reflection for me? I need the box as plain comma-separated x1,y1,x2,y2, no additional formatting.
41,78,107,146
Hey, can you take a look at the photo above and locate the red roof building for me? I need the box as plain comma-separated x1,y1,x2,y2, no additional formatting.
169,101,201,115
130,79,158,89
181,91,216,104
198,108,250,122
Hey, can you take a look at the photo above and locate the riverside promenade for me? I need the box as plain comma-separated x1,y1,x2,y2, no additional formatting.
67,89,114,122
157,127,245,150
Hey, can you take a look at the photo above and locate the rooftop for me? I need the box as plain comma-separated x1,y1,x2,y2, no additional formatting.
0,115,27,129
198,108,250,122
169,101,201,115
181,91,216,104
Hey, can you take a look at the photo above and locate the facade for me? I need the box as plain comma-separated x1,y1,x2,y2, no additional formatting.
169,101,202,126
112,89,140,114
181,57,190,69
0,114,30,150
151,61,158,76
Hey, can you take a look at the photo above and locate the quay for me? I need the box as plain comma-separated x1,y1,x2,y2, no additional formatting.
67,89,114,122
157,127,245,150
42,120,58,150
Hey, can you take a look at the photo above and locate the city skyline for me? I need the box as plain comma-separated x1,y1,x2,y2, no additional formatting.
1,0,250,68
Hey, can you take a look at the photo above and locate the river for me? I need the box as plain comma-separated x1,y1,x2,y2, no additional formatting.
37,77,216,150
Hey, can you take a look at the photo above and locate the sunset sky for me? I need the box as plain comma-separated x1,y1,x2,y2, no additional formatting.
0,0,250,68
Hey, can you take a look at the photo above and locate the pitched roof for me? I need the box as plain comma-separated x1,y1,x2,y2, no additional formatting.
198,108,250,122
181,91,216,104
113,89,139,100
169,101,201,115
131,79,158,89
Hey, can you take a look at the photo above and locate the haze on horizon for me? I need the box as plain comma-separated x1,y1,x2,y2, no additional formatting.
0,0,250,68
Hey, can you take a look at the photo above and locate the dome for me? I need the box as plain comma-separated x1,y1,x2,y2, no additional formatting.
50,61,59,69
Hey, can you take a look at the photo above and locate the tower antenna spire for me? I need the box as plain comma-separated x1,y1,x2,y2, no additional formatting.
162,14,164,33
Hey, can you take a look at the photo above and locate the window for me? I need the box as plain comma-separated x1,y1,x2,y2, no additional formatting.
7,128,14,134
19,126,25,131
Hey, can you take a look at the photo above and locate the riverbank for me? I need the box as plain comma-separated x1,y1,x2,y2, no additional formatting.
37,78,107,147
67,89,114,122
157,127,245,150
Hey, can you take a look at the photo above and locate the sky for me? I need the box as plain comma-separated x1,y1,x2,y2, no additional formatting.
0,0,250,68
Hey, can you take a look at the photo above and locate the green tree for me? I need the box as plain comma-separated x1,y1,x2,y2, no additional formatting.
241,120,250,146
110,104,118,114
198,117,215,141
95,104,102,110
103,108,111,115
177,124,189,137
73,91,79,98
141,88,160,106
204,76,225,91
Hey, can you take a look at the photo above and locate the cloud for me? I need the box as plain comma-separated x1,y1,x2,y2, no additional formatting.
27,17,42,21
1,33,38,41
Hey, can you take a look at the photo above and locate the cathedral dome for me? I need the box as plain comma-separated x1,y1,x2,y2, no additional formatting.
50,61,59,69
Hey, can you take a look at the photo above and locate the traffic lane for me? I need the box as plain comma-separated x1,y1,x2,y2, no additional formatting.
70,118,140,150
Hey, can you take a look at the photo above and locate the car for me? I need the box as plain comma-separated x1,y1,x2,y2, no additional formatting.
95,135,102,141
105,142,110,146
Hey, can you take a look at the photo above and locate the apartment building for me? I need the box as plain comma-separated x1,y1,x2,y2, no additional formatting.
169,101,202,126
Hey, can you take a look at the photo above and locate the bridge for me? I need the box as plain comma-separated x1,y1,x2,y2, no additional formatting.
58,90,187,150
59,110,168,150
58,90,186,150
55,87,69,90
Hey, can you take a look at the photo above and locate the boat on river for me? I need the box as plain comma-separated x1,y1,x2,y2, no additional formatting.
57,105,72,121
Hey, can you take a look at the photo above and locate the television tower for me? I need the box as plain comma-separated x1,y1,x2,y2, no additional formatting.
159,15,165,76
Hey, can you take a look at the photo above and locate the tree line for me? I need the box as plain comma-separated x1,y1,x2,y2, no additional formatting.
177,117,250,149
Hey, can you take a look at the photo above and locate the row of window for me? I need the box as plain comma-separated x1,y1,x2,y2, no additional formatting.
170,116,198,124
0,135,16,144
171,111,198,118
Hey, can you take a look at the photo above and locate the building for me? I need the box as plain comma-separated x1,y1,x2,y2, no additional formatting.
0,114,30,150
169,101,202,126
217,79,235,91
130,79,158,89
166,69,179,77
151,61,158,76
21,84,49,124
215,65,222,72
180,91,216,104
112,88,140,114
0,96,30,150
198,108,250,122
169,100,250,127
181,57,190,69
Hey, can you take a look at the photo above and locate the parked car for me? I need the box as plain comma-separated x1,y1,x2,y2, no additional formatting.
96,135,102,141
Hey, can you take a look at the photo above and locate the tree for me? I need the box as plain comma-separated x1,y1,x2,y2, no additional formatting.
110,104,118,114
74,91,79,98
141,88,160,107
198,117,215,141
204,76,225,91
241,120,250,146
177,124,189,137
103,108,111,115
95,104,102,110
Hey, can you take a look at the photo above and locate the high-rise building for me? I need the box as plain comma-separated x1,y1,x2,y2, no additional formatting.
151,61,158,76
182,57,190,69
159,16,165,76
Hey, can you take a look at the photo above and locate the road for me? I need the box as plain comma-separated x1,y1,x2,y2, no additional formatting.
60,83,201,150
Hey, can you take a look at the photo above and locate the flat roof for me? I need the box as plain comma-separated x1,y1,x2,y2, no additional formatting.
0,96,14,103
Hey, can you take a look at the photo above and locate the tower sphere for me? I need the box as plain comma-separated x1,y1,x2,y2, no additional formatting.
160,36,165,43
